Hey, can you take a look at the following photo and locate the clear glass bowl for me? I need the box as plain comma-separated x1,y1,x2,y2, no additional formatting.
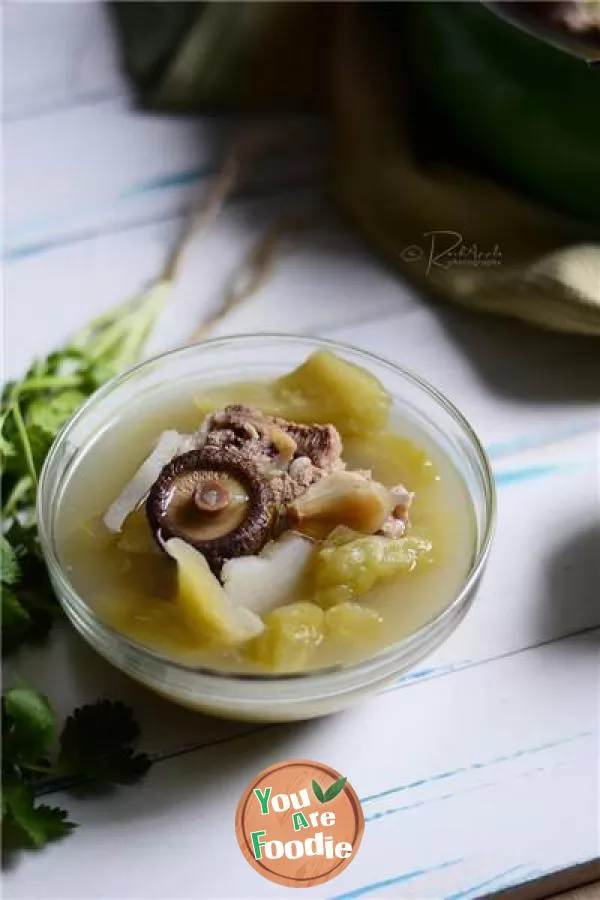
37,334,495,722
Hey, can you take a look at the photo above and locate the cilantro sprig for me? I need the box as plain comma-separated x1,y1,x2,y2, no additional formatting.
1,289,165,855
2,686,151,852
1,284,167,655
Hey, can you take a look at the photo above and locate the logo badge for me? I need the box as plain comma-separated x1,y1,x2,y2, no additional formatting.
235,759,364,888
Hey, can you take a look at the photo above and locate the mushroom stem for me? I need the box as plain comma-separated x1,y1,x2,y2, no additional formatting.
194,480,230,513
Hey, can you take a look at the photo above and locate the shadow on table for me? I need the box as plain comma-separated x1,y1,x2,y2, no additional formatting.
225,192,600,407
422,299,600,405
541,520,600,641
63,627,254,754
62,623,339,810
79,713,324,828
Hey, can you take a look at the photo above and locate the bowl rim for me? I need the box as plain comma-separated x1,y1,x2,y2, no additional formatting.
37,332,497,688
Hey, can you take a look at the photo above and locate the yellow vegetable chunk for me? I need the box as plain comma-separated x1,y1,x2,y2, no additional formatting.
325,602,383,643
314,526,432,606
274,350,391,435
250,602,325,672
165,538,263,646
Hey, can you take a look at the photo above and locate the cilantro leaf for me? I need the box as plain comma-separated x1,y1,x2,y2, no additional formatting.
1,528,59,656
3,687,55,763
4,520,40,562
19,803,76,847
59,700,152,786
0,408,31,479
0,431,16,465
2,591,56,655
1,282,166,660
1,689,68,851
1,266,166,858
3,780,75,849
2,688,151,855
2,588,30,632
1,536,20,585
25,423,55,474
0,411,19,475
27,390,87,468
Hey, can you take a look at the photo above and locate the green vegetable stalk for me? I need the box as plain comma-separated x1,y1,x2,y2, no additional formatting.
1,283,168,655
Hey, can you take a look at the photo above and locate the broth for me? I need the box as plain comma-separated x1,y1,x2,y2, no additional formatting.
57,372,476,673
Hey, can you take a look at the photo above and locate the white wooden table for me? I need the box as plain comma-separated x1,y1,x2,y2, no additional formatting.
3,5,599,899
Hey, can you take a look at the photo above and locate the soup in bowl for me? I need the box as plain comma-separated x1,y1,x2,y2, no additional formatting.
38,335,495,721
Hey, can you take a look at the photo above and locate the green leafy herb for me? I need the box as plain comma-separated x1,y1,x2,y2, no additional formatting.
3,686,55,760
1,285,167,657
1,520,61,655
0,536,20,585
58,700,151,786
312,779,325,803
323,776,347,803
2,686,151,852
2,780,76,850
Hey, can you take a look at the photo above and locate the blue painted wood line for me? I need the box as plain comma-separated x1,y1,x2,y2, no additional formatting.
6,126,319,251
384,661,472,691
363,762,554,826
4,174,317,262
494,459,595,488
3,208,189,263
359,731,593,806
486,420,599,460
364,762,555,828
443,865,531,900
3,162,215,256
387,626,600,695
329,859,463,900
122,166,211,198
364,784,495,825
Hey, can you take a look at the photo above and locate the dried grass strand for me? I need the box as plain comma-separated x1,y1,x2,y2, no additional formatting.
190,213,310,341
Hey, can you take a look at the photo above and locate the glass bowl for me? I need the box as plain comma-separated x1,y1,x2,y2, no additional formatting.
37,334,495,722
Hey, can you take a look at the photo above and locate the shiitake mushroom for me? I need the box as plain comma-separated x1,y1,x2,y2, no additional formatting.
146,446,277,573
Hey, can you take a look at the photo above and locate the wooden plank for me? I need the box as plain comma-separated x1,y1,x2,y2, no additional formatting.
4,630,598,899
326,307,600,451
490,862,600,900
3,191,415,379
3,2,123,120
4,7,598,898
4,93,326,262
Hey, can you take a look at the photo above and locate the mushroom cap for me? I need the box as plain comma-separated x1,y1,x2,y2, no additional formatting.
146,446,276,573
